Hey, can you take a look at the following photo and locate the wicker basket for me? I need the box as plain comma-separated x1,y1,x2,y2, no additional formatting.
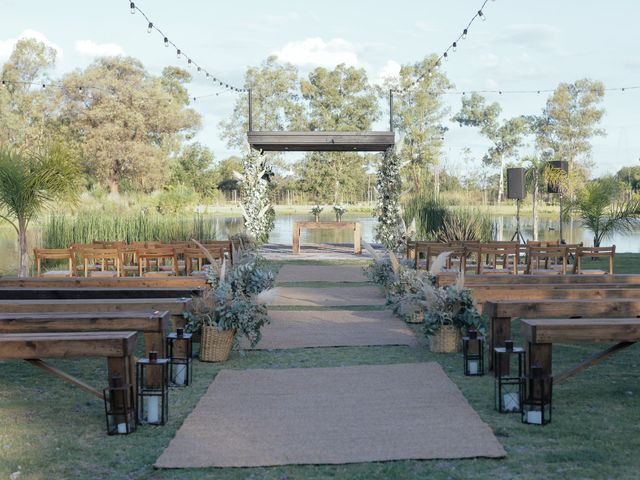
429,325,461,353
200,326,235,362
406,311,424,324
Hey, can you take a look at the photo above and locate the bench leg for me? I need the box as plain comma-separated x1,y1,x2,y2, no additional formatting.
292,227,300,254
490,316,511,371
354,224,362,255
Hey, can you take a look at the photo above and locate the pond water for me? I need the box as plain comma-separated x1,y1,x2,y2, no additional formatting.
1,212,638,275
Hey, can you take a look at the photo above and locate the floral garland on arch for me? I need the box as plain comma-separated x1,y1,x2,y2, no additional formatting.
374,146,404,251
233,149,274,243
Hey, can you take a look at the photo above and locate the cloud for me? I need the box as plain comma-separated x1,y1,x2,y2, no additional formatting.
272,37,359,67
0,29,63,60
75,40,124,57
374,60,401,85
499,24,561,49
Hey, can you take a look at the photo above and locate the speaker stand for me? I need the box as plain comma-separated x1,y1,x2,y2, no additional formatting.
511,199,526,244
559,190,564,243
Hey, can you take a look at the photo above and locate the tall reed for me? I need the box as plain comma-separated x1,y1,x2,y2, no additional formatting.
42,212,217,248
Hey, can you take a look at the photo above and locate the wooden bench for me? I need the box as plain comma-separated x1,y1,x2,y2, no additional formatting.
0,287,205,300
292,221,362,255
438,273,640,286
483,298,640,369
0,311,169,357
0,277,207,288
0,298,192,330
521,318,640,384
0,331,137,401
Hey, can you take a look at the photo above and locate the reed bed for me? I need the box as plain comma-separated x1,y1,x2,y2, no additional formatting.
42,212,217,248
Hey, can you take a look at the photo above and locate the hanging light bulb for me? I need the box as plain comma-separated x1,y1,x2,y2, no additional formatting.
462,28,468,39
197,66,201,72
187,59,192,68
478,10,486,21
147,22,153,33
164,37,169,47
130,2,135,14
176,49,181,59
444,52,449,61
452,42,457,52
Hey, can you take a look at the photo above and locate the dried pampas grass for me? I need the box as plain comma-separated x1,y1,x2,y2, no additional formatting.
429,251,451,276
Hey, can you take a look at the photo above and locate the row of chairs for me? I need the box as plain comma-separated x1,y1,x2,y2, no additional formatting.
406,240,616,275
33,240,239,278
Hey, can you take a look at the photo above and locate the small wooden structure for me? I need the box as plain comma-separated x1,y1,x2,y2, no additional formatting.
292,221,362,255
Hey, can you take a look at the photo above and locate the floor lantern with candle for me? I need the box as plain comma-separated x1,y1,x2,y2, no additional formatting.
463,328,484,376
136,350,169,425
494,340,525,414
522,363,553,425
166,328,193,387
103,373,136,435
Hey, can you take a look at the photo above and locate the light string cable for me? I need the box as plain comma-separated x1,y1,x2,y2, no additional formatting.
398,0,492,94
0,78,115,95
128,1,247,94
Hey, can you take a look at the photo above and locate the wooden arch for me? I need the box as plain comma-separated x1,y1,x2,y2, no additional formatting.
246,90,396,152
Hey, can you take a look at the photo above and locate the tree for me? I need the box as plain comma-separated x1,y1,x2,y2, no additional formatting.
214,156,243,193
566,178,639,247
523,154,549,240
452,93,527,203
59,57,200,195
615,166,640,195
534,79,605,170
300,64,380,203
382,55,452,195
0,144,80,276
169,143,219,198
219,56,304,150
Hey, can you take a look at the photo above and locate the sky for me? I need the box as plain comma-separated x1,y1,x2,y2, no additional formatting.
1,0,639,177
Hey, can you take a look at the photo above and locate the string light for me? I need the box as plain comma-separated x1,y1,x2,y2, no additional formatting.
127,0,246,94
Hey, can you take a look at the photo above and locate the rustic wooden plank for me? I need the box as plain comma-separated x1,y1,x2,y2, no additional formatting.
295,221,358,229
0,298,190,316
0,331,138,359
489,298,640,319
25,359,105,399
439,273,640,286
248,131,395,152
0,287,204,300
470,283,640,291
0,311,169,335
553,342,635,384
292,221,362,255
520,318,640,343
0,277,207,288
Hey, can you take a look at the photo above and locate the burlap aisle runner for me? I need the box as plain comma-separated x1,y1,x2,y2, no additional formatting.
277,264,368,283
272,285,386,307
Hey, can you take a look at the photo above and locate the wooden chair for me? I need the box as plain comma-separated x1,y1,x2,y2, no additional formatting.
33,248,74,277
182,247,222,276
202,241,233,264
475,243,520,275
137,247,178,276
79,248,122,277
525,245,568,275
573,245,616,274
414,241,444,269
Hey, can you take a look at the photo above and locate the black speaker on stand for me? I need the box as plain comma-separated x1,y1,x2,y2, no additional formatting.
547,161,569,242
507,168,526,244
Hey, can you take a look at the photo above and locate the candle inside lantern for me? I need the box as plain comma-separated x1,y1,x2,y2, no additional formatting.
174,364,186,386
147,396,160,423
527,410,542,424
117,422,127,434
503,392,519,412
468,360,478,375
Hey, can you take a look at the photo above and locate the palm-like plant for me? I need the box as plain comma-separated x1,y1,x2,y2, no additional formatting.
0,144,80,276
565,179,640,247
523,155,547,241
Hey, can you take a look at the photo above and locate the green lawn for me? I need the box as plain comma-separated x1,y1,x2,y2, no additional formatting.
2,257,640,479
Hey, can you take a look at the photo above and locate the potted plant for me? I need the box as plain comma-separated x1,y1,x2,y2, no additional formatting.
311,205,323,222
184,246,276,362
421,276,486,353
333,204,346,222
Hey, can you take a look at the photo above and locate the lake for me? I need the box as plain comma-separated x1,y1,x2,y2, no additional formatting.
1,212,638,275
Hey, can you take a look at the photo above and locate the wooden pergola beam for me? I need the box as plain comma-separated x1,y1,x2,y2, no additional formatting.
247,131,395,152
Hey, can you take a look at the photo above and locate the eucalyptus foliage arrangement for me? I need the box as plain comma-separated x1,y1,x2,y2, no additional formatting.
234,150,274,243
374,147,404,251
333,204,346,221
310,204,323,222
185,248,276,348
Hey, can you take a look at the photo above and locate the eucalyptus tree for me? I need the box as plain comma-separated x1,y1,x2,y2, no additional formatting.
382,55,453,195
299,63,380,203
0,144,81,276
452,93,527,203
59,57,200,195
523,154,549,240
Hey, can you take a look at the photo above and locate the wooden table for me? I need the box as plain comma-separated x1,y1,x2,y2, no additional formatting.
292,221,362,255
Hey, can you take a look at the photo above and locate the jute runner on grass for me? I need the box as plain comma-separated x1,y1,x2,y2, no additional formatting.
272,285,386,307
155,363,506,468
277,264,368,283
241,309,419,349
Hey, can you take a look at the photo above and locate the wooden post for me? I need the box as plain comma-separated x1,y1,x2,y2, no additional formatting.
354,223,362,255
292,224,300,254
490,316,512,371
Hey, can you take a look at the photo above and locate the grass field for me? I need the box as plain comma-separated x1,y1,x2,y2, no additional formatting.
1,256,640,479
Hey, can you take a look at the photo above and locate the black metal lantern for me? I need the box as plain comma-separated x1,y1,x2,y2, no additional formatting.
522,363,553,425
136,351,169,425
494,340,525,413
166,328,193,387
463,329,484,376
103,373,136,435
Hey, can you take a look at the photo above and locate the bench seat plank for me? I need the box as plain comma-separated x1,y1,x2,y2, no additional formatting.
0,331,137,359
0,277,207,288
0,287,204,300
521,318,640,344
0,298,190,315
